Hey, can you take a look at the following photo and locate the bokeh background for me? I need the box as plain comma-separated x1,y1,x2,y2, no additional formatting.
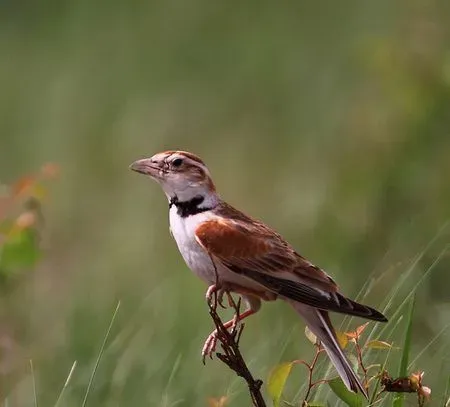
1,0,450,406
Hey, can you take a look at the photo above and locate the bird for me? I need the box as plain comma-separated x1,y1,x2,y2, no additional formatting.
130,150,387,398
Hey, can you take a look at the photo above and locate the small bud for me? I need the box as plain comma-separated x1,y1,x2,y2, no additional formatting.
41,163,60,178
419,386,431,399
16,211,36,229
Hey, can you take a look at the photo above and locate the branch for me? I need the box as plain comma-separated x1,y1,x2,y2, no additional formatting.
301,344,325,405
208,295,267,407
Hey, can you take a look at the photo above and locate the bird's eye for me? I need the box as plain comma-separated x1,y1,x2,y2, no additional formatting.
172,158,183,167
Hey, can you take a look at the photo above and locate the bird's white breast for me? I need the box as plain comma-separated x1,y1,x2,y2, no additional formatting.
168,206,267,293
169,207,217,283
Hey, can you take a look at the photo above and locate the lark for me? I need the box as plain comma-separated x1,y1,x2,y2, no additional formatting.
130,150,387,398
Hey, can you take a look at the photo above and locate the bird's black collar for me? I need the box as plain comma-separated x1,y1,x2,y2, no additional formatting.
169,195,210,217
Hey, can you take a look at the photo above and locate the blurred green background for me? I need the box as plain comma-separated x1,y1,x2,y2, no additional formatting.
1,0,450,406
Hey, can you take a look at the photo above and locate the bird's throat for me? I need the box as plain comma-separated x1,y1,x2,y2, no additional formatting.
169,195,212,217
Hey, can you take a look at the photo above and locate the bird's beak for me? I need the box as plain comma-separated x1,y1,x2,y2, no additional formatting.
129,158,162,177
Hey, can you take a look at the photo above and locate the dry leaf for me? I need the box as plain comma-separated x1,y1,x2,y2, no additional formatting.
344,322,369,340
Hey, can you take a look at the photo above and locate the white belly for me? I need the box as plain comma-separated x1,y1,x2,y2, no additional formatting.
168,207,268,294
169,207,217,283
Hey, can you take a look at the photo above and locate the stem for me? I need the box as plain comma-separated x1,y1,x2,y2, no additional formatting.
208,295,266,407
355,339,368,389
302,345,323,405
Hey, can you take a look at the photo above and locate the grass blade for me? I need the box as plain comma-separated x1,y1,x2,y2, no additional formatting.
295,226,447,406
81,301,121,407
30,359,38,407
54,361,78,407
443,374,450,407
392,294,415,407
368,343,393,405
374,245,448,342
409,322,450,368
162,353,183,404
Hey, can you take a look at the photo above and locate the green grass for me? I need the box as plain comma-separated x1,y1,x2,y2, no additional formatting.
287,229,450,406
29,360,38,407
33,243,447,407
392,295,415,407
1,217,449,406
81,301,120,407
54,361,77,407
50,230,447,407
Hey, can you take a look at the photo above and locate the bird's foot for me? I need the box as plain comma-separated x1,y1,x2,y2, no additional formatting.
201,313,242,363
202,329,219,362
205,284,228,309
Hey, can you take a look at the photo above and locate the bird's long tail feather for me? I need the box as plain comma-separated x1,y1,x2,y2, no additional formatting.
290,301,368,399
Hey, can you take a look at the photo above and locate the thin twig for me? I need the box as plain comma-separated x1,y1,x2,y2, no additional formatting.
301,345,325,405
354,339,368,389
208,295,267,407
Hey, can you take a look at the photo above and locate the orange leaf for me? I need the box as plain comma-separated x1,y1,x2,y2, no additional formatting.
344,332,357,340
12,176,36,197
207,396,228,407
355,322,369,337
344,322,369,340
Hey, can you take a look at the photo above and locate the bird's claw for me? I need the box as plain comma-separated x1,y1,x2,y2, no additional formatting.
201,315,241,363
202,330,218,363
205,284,227,309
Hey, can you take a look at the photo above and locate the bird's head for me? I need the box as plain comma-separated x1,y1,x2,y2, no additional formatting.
130,150,217,204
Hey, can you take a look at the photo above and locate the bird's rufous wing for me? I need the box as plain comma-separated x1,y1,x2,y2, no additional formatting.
195,217,388,320
195,216,338,296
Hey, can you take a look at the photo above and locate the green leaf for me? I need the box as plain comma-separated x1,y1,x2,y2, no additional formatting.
393,294,415,407
328,378,364,407
0,228,40,272
336,331,348,349
267,362,293,407
347,354,359,373
365,340,393,350
305,403,326,407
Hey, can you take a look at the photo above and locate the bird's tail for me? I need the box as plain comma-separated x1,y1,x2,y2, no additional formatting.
290,301,368,399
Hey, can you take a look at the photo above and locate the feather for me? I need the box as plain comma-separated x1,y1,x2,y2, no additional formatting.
292,302,368,398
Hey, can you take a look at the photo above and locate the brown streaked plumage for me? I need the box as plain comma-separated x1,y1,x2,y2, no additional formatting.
194,204,384,320
162,150,207,166
130,150,388,399
198,202,339,292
